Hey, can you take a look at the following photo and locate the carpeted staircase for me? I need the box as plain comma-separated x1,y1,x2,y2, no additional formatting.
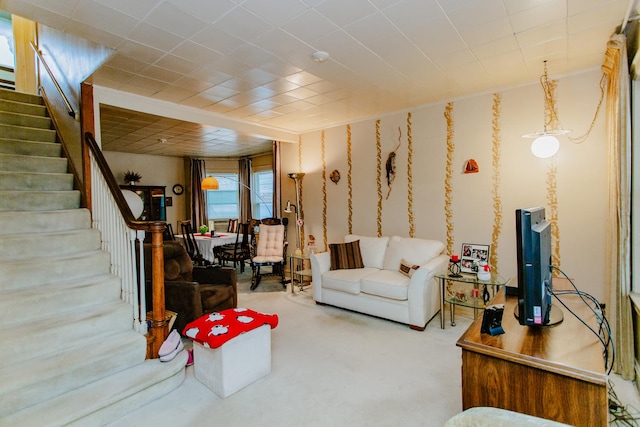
0,89,186,426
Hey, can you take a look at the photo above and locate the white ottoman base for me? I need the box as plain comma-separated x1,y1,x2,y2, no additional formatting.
193,324,271,398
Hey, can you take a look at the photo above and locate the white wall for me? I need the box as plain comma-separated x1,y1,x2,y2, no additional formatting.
281,69,608,301
103,151,186,232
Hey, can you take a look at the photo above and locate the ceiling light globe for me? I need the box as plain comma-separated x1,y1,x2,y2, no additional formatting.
531,135,560,158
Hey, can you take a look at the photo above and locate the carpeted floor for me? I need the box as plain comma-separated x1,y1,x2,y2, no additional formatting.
109,272,640,427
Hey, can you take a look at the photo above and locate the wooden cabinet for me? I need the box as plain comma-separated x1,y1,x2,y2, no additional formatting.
456,288,607,426
120,185,166,221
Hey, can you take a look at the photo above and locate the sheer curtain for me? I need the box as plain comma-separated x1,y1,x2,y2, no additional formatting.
239,158,252,223
273,141,281,218
190,159,208,229
602,33,633,379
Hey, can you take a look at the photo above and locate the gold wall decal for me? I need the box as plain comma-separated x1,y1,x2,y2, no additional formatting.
321,130,328,252
347,124,353,235
547,158,561,275
297,135,305,249
376,119,383,237
407,112,415,237
444,103,455,256
490,93,503,274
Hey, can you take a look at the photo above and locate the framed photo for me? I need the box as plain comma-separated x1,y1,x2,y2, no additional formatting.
460,243,490,273
166,196,173,207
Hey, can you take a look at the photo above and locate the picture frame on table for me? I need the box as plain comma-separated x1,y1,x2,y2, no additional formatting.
461,243,490,273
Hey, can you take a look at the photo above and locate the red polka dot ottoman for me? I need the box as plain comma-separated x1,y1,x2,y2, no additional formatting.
183,308,278,398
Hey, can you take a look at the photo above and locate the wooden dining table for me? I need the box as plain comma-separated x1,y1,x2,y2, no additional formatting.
175,233,239,263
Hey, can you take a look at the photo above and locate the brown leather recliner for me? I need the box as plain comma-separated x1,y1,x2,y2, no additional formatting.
143,241,237,333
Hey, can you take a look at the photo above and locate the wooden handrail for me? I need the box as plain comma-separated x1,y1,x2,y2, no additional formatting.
84,131,168,358
30,41,76,119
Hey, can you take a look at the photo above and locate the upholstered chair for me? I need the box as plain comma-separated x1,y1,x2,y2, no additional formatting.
144,241,237,333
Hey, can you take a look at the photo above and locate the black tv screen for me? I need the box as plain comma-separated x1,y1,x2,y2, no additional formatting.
516,207,553,326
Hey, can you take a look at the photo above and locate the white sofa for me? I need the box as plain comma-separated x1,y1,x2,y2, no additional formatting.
310,234,448,330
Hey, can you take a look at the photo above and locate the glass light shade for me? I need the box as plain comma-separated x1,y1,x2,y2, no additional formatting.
531,135,560,158
201,176,219,190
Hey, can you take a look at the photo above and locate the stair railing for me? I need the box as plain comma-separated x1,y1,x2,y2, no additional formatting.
84,132,168,359
30,41,77,119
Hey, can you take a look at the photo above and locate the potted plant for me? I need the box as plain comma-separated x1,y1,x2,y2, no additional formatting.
124,171,142,185
199,224,208,235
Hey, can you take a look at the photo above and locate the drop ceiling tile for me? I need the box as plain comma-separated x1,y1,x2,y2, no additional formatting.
213,6,274,42
127,21,185,52
30,0,81,17
460,17,514,48
154,54,199,75
240,68,279,86
241,0,310,26
471,36,520,61
170,40,222,65
168,0,237,24
445,0,507,30
204,84,240,99
190,26,245,55
229,44,278,68
568,4,626,34
280,9,340,43
64,19,123,48
115,39,166,64
315,0,378,27
145,2,208,38
139,65,184,83
510,1,567,33
515,21,567,49
72,0,140,35
96,0,160,20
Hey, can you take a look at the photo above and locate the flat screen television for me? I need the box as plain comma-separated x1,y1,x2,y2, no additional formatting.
515,206,556,326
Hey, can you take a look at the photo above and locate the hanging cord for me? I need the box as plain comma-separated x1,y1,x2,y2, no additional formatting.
566,73,607,144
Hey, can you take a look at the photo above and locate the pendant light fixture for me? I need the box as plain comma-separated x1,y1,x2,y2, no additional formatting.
522,61,571,158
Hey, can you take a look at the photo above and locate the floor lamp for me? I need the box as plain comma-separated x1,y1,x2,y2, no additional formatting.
286,172,304,255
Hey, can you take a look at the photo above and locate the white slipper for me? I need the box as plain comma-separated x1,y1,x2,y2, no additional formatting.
160,339,184,362
159,329,181,357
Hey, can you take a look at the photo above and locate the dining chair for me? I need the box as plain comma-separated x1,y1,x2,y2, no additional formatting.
217,223,251,273
163,223,176,241
179,220,208,266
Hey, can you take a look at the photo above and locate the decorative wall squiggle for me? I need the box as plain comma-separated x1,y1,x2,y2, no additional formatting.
407,112,415,237
298,134,305,249
490,93,502,274
376,119,383,237
321,130,327,252
444,103,455,256
347,124,353,235
547,158,561,275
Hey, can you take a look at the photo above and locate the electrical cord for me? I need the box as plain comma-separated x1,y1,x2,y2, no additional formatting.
609,379,640,426
549,266,614,374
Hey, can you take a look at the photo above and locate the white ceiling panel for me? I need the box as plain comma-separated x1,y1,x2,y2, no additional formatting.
0,0,635,157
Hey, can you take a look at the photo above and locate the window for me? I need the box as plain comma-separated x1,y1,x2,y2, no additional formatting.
205,173,238,220
253,170,273,219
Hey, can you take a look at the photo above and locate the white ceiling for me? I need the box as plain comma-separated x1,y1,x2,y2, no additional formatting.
0,0,636,157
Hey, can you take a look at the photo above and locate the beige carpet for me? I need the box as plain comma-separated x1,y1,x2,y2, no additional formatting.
108,284,474,427
108,279,640,427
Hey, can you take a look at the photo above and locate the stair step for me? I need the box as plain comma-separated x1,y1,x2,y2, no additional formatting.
0,153,67,173
0,249,111,291
0,111,52,129
0,190,80,211
0,301,135,363
0,98,48,117
0,88,44,105
0,274,121,327
0,123,56,143
0,209,91,235
1,351,188,427
0,228,102,262
0,171,74,191
0,331,146,417
0,138,61,157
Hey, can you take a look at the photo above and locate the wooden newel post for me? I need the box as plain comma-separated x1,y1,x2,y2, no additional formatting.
148,222,167,359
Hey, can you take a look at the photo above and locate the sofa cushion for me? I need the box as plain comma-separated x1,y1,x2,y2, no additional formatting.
399,258,420,278
383,236,444,271
322,267,379,295
329,240,364,270
360,270,409,301
345,235,389,269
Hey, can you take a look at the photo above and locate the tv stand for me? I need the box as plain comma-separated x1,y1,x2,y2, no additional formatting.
456,290,607,426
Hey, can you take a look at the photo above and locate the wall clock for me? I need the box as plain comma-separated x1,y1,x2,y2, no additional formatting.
172,184,184,195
